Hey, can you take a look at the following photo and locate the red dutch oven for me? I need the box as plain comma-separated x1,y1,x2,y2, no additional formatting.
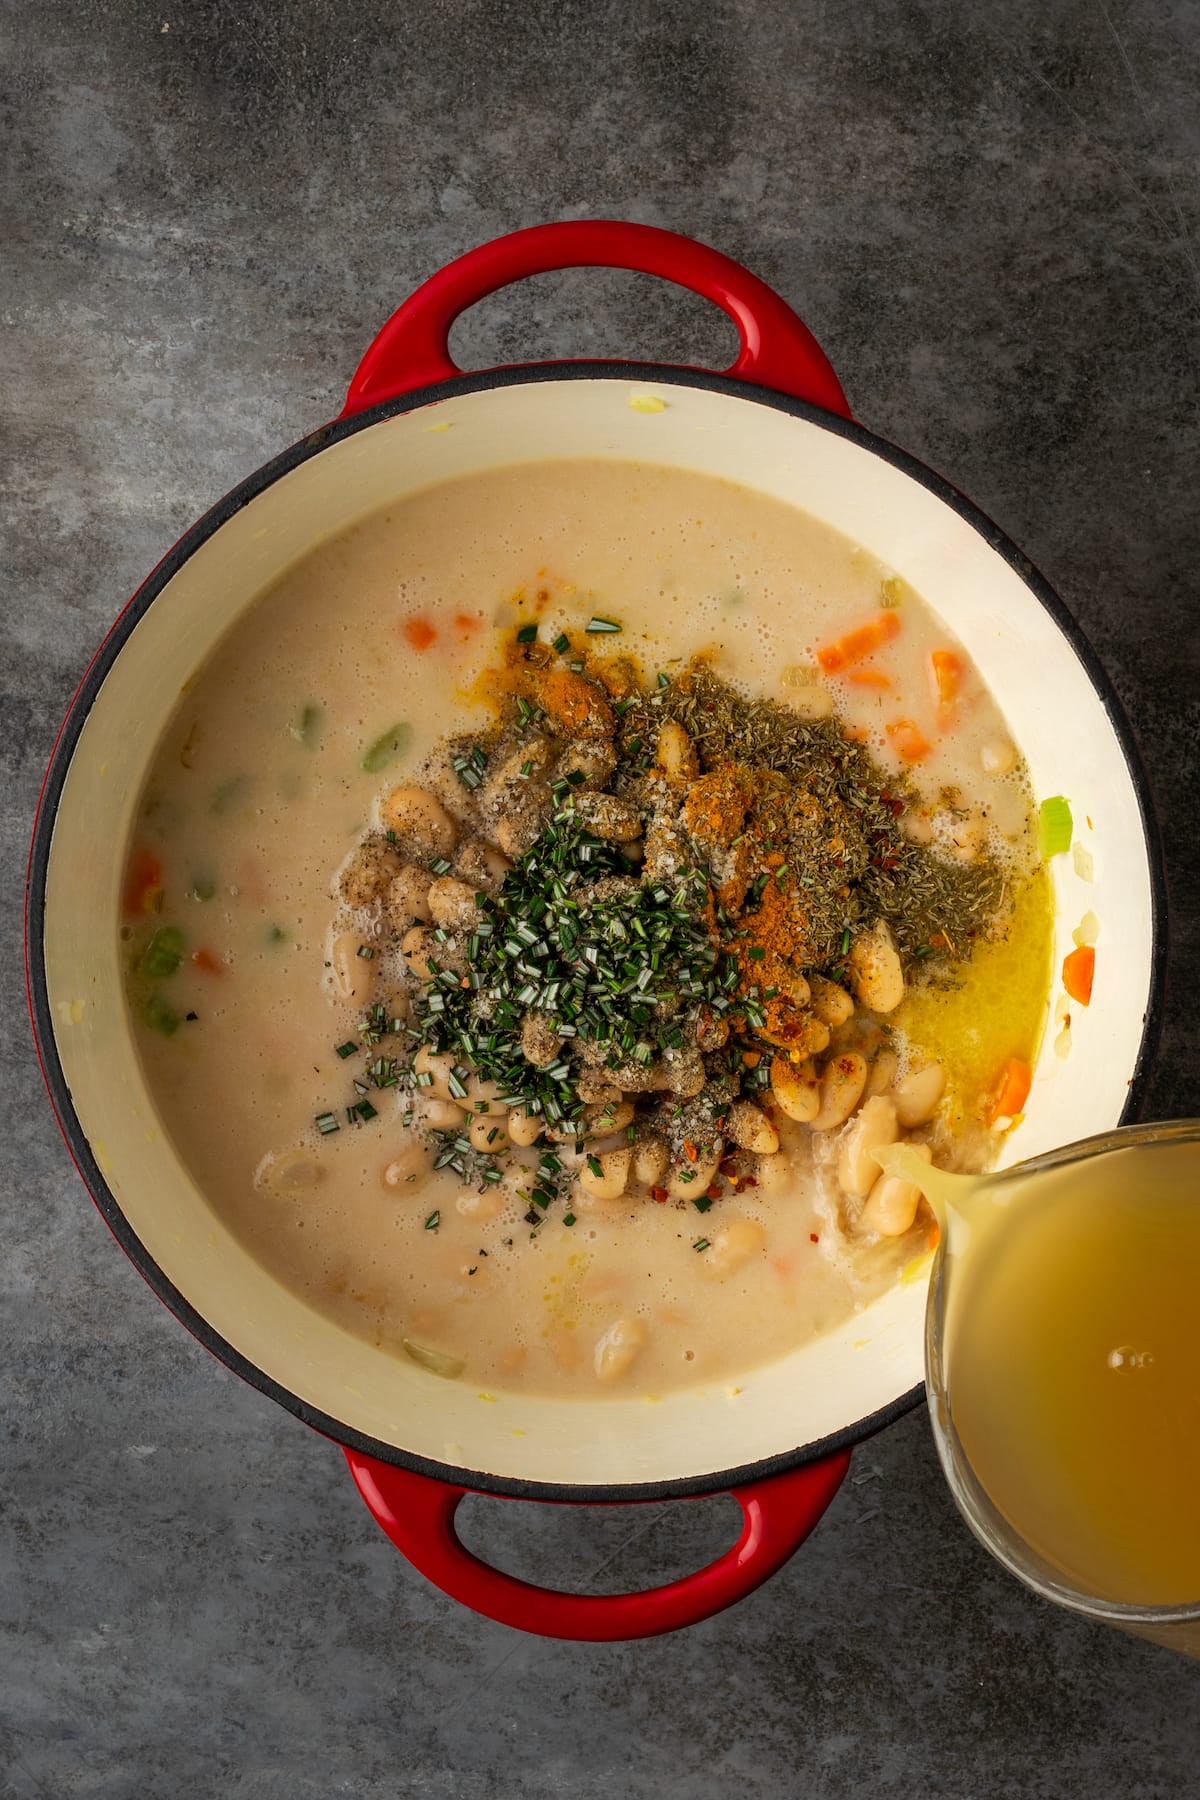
26,222,1164,1641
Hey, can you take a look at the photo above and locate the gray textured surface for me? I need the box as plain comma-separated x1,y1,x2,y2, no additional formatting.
4,0,1200,1794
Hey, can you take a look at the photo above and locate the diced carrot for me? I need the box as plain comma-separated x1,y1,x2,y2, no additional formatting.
649,1186,668,1203
886,718,932,762
741,1050,761,1068
683,1140,698,1163
815,611,901,674
190,947,223,975
402,617,438,651
123,848,163,917
847,670,893,690
1062,944,1095,1006
988,1056,1032,1122
929,649,964,706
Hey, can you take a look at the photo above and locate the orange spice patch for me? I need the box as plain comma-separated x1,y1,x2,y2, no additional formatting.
123,847,163,917
402,616,438,652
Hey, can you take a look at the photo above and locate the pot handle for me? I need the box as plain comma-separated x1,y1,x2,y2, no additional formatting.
343,1445,851,1641
342,220,850,419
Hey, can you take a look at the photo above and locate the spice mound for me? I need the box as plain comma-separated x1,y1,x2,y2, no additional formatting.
325,627,1011,1222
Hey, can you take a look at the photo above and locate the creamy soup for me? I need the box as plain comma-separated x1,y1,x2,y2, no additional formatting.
121,460,1052,1398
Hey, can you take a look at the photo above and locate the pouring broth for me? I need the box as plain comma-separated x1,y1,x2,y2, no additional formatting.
943,1139,1200,1607
120,459,1052,1397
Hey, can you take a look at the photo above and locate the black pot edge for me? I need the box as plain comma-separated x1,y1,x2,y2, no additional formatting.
25,358,1168,1505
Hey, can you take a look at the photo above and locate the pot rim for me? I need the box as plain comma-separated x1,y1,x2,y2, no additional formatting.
25,358,1168,1502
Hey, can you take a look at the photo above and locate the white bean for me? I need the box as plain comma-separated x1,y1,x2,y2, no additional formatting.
810,1052,869,1132
381,1144,433,1191
980,736,1017,776
387,864,433,927
464,1074,507,1117
666,1152,720,1199
861,1143,932,1236
423,1098,468,1131
401,924,439,982
506,1107,544,1147
633,1136,669,1186
330,929,376,1006
455,1184,507,1221
770,1055,821,1123
258,1147,324,1194
594,1315,648,1382
864,1048,900,1098
940,812,984,864
837,1095,900,1198
413,1045,457,1101
892,1062,946,1128
725,1101,779,1155
750,1148,794,1195
579,1146,632,1201
521,1011,563,1068
847,921,905,1015
809,974,855,1029
470,1113,511,1154
583,1098,635,1140
700,1216,766,1277
379,784,457,861
338,838,403,906
427,876,481,930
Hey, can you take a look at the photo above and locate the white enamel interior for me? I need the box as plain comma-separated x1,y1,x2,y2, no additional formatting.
41,377,1155,1488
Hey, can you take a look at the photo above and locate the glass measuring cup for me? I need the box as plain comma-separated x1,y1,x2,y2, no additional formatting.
886,1120,1200,1656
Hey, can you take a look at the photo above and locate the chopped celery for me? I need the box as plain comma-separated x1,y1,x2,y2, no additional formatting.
139,926,185,979
142,991,182,1036
1038,795,1073,859
210,773,250,815
360,722,413,773
292,702,323,746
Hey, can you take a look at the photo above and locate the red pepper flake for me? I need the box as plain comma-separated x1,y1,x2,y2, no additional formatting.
742,1176,758,1189
810,1232,820,1243
402,616,438,651
190,947,223,975
649,1186,668,1203
683,1141,698,1163
705,1183,722,1200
